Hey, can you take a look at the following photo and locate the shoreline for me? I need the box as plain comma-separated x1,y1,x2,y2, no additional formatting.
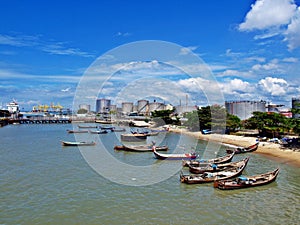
169,128,300,168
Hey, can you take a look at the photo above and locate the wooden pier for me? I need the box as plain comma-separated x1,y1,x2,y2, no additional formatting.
8,118,72,124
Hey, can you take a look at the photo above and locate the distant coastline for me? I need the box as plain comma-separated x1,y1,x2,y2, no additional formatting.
169,127,300,168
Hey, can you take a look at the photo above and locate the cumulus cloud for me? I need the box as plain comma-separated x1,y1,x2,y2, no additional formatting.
239,0,297,31
258,77,288,96
239,0,300,50
284,6,300,50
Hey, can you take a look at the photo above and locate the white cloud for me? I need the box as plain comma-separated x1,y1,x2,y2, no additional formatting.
284,6,300,50
179,46,198,55
282,57,298,62
258,77,288,96
220,78,254,95
0,34,94,57
239,0,297,31
239,0,300,50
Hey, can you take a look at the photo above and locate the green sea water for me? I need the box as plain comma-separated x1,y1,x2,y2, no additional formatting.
1,124,299,225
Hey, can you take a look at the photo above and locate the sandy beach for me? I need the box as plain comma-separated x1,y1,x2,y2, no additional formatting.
169,127,300,167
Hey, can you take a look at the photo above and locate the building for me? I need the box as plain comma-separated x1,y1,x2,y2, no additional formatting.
96,99,111,113
292,98,300,119
225,100,266,120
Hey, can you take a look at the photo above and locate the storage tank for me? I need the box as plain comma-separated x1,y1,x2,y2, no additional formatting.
122,102,133,114
149,102,164,112
292,98,300,118
225,100,266,120
137,100,149,115
79,104,91,113
96,99,111,113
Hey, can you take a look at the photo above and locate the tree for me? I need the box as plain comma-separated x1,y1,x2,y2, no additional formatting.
226,113,241,131
243,112,290,138
77,108,88,114
151,109,176,126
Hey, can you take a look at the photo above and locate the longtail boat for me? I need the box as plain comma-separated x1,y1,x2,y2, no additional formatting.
114,144,168,152
180,157,249,184
226,142,259,154
188,158,247,174
153,146,197,160
67,129,88,133
214,167,279,190
61,141,96,146
121,133,147,142
182,152,235,167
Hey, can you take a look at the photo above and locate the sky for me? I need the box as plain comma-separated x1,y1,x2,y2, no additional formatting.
0,0,300,111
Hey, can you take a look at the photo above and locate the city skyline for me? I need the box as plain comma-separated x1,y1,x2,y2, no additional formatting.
1,0,300,110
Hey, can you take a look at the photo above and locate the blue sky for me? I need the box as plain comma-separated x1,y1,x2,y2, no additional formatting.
0,0,300,111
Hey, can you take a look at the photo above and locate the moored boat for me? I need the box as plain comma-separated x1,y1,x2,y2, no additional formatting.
114,144,168,152
67,129,88,133
214,167,279,190
78,125,98,129
89,130,108,134
180,157,249,184
61,141,96,146
188,158,247,174
182,152,235,167
153,146,197,160
226,142,259,154
121,133,147,142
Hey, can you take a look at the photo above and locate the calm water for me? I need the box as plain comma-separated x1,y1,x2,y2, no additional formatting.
1,124,299,225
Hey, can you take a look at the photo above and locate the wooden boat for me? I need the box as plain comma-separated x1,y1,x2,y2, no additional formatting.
61,141,96,146
153,146,197,160
214,167,279,190
114,144,168,152
180,157,249,184
89,130,108,134
226,142,259,154
121,133,147,142
188,158,248,174
78,125,98,128
99,126,115,130
67,129,88,133
182,152,235,167
111,128,126,132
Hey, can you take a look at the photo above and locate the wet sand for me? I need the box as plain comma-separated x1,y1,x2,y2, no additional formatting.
169,128,300,167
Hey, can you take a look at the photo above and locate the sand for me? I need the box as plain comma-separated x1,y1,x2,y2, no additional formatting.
169,127,300,167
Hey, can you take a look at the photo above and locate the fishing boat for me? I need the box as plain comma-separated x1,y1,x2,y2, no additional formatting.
182,152,235,167
111,127,126,132
214,167,279,190
153,146,197,160
67,129,88,133
188,158,248,174
180,157,249,184
61,141,96,146
99,126,115,131
78,125,98,129
121,133,147,142
89,130,108,134
226,142,259,154
114,144,168,152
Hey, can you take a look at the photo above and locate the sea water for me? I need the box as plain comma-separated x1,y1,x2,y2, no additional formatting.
1,124,299,225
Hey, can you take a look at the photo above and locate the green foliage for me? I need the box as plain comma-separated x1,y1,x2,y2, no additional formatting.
243,112,291,137
151,109,176,126
226,113,241,131
183,105,227,131
77,108,88,114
